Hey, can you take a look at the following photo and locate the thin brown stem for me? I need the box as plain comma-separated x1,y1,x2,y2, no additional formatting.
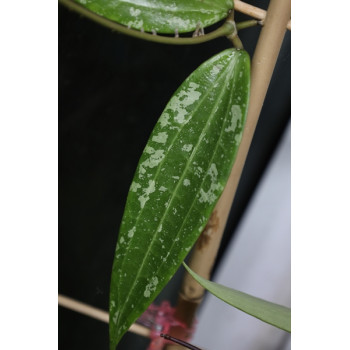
225,19,244,49
227,32,244,49
236,20,259,30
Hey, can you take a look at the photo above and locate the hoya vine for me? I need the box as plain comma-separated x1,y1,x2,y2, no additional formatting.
59,1,291,349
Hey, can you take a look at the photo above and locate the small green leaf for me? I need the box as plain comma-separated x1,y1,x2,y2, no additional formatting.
183,263,291,333
109,48,250,349
74,0,233,34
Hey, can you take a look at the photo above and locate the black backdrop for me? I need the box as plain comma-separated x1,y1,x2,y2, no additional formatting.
58,2,290,349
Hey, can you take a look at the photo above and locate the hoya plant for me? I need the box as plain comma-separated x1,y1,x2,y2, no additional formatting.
59,0,291,349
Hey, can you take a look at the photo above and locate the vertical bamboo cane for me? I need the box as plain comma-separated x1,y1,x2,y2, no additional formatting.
166,0,291,348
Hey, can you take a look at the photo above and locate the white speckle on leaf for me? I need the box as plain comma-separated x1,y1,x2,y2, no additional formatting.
159,186,167,192
198,224,205,232
210,64,223,76
145,146,155,154
127,18,143,29
225,105,242,133
112,311,119,324
162,252,170,262
164,3,177,11
166,16,191,30
159,113,171,128
183,179,190,186
152,132,168,144
235,132,243,144
128,226,136,238
130,7,141,17
157,224,162,232
138,180,156,208
172,176,179,180
199,163,223,204
199,8,212,14
209,163,218,178
120,237,125,244
139,150,165,178
144,277,159,298
195,166,203,177
182,144,193,152
130,181,141,192
167,82,201,124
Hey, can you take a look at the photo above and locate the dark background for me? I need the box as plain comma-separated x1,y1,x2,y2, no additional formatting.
58,1,290,348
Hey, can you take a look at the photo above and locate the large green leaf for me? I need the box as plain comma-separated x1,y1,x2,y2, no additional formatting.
74,0,233,34
183,263,291,332
109,48,250,349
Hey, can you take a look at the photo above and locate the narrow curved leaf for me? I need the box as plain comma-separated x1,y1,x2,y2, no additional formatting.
109,48,250,349
74,0,233,34
183,263,291,332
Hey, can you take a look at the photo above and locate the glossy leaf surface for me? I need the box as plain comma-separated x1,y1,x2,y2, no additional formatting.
109,48,250,349
74,0,233,34
183,263,291,332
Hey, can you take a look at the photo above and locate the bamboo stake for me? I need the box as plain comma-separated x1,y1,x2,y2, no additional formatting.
58,294,150,338
167,0,291,348
235,0,291,31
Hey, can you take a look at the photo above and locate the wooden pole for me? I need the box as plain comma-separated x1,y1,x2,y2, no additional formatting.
234,0,291,30
167,0,291,348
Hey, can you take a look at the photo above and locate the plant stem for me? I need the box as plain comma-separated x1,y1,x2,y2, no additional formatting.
225,20,244,50
167,0,291,348
227,33,244,50
236,20,259,30
224,9,258,50
59,0,236,45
